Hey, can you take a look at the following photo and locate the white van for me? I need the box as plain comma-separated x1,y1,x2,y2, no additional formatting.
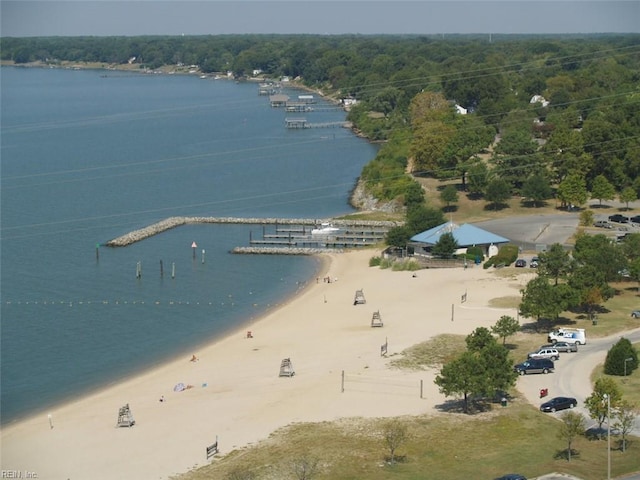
547,328,586,345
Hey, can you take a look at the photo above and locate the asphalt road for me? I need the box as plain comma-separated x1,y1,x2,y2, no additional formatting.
473,203,640,251
516,329,640,480
474,210,640,480
474,213,580,249
517,328,640,432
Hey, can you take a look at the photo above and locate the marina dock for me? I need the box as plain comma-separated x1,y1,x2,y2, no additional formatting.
105,216,399,253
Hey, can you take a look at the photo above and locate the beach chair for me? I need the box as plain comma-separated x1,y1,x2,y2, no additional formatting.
279,358,295,377
116,403,135,427
353,289,366,305
371,310,383,327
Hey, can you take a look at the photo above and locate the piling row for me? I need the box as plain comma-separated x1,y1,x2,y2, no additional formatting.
105,217,401,247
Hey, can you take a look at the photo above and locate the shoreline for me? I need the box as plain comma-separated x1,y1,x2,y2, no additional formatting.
0,254,330,429
1,248,527,480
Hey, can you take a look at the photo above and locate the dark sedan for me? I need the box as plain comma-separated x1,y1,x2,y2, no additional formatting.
609,214,630,223
495,475,526,480
515,259,527,267
540,396,577,413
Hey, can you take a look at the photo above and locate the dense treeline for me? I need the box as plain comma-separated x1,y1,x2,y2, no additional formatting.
3,34,640,214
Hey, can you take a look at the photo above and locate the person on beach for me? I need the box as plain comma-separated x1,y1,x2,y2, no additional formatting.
190,354,198,362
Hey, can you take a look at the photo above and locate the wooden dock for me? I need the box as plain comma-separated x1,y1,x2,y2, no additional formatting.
284,118,351,129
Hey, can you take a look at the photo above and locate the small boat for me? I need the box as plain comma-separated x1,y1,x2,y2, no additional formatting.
311,223,340,235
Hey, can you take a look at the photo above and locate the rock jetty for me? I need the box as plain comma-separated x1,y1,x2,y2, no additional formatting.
105,216,400,247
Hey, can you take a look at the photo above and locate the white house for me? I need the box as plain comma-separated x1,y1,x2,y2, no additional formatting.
455,104,468,115
530,95,550,107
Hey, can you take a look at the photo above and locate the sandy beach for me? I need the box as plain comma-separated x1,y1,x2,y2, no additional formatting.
0,248,529,480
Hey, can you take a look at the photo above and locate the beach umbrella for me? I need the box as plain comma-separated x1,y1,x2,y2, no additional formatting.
173,382,186,392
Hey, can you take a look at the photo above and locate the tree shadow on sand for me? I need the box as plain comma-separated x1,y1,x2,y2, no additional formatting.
483,202,509,211
520,200,550,208
435,394,508,414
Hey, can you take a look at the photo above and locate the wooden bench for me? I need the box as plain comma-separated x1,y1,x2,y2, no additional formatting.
206,437,219,458
279,358,295,377
353,289,366,305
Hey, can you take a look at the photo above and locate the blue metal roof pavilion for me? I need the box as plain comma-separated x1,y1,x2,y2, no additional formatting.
410,222,509,247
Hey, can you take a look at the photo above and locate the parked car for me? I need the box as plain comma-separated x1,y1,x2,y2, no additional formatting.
528,348,560,361
515,259,527,267
540,396,578,413
632,310,640,318
540,341,578,353
609,214,629,223
495,475,527,480
529,257,539,268
514,358,554,375
594,220,613,229
631,215,640,224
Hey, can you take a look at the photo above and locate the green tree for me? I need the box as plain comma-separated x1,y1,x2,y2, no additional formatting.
521,173,552,207
542,125,591,183
432,232,458,259
441,116,494,188
630,257,640,293
434,351,485,414
620,233,640,262
558,411,585,462
439,185,459,210
604,337,638,376
572,234,627,282
538,243,573,286
567,264,614,320
405,205,445,236
467,161,490,196
619,186,638,210
403,181,425,208
590,174,616,206
410,121,455,173
478,342,518,394
381,419,409,465
491,315,520,346
465,327,496,352
519,277,573,330
491,129,541,189
386,225,411,248
557,173,588,210
613,400,638,453
580,209,595,227
584,377,622,437
485,178,511,209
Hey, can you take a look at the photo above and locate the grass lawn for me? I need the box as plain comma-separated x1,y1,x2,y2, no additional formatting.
179,401,640,480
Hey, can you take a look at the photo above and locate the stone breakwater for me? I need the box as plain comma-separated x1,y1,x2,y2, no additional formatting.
105,216,401,247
